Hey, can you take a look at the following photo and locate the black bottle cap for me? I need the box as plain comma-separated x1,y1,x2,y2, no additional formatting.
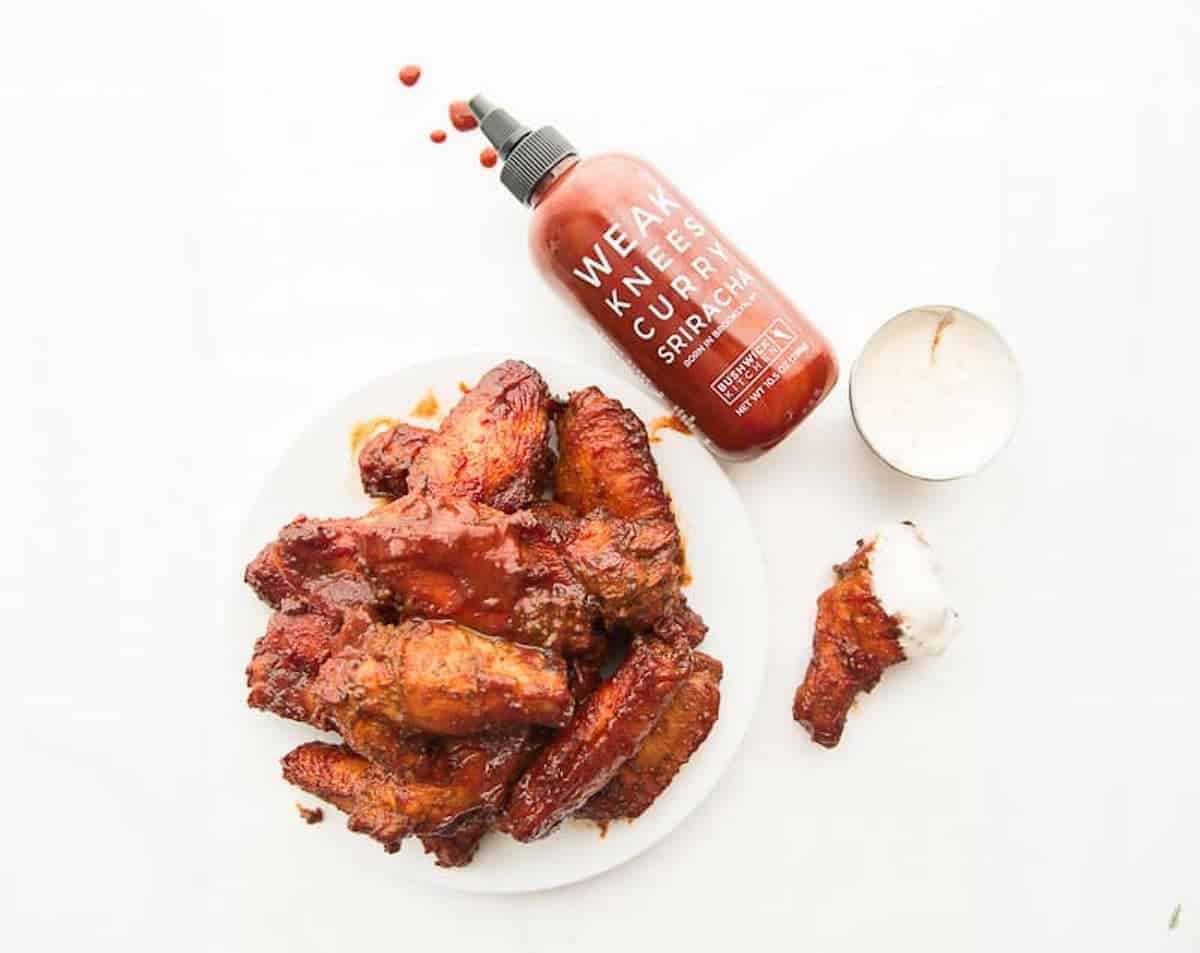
469,94,577,205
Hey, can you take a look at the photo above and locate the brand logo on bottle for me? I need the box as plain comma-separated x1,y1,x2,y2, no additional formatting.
569,183,760,367
710,318,809,414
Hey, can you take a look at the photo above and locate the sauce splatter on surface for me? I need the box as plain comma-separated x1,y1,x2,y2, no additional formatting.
448,100,478,132
648,414,692,444
457,380,472,395
350,416,402,456
479,147,498,169
398,64,421,87
429,129,447,144
678,528,693,587
411,388,440,419
296,803,324,824
931,313,956,362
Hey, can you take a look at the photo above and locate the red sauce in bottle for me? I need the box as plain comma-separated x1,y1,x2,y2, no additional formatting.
529,155,837,459
471,96,838,460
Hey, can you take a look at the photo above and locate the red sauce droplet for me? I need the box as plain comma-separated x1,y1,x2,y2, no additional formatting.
349,416,403,456
429,129,447,144
296,803,324,824
479,146,498,169
411,388,440,419
398,65,421,87
448,100,478,132
647,414,692,444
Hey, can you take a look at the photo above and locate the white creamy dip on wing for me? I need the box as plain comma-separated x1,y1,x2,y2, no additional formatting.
867,522,959,658
851,306,1022,480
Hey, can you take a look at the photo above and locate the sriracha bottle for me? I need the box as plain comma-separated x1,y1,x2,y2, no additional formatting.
470,95,838,461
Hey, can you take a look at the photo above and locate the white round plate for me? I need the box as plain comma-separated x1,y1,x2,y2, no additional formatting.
231,352,769,893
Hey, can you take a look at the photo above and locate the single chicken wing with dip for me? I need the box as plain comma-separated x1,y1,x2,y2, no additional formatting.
792,523,958,748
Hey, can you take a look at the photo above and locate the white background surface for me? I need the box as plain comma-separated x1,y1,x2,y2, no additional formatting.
3,1,1198,950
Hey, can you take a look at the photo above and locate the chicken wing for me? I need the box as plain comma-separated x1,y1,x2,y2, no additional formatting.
282,731,535,851
245,606,375,729
792,525,958,748
251,494,681,655
406,360,553,512
578,652,722,823
314,620,573,738
502,637,692,842
244,537,375,619
791,541,905,748
553,387,706,647
419,810,495,868
244,528,383,733
537,507,684,632
553,385,675,524
358,423,431,498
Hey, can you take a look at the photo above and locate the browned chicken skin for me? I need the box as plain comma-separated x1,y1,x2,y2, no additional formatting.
407,360,553,512
359,423,431,498
554,386,676,524
357,362,552,509
502,637,693,842
792,540,906,748
251,494,681,656
246,607,376,729
579,652,722,823
313,620,573,739
282,731,536,850
553,387,707,647
419,811,496,868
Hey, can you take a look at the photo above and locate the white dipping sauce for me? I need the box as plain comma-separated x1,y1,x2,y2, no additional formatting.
867,523,959,658
850,306,1022,480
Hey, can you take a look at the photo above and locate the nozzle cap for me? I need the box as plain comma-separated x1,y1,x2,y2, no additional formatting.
469,93,577,204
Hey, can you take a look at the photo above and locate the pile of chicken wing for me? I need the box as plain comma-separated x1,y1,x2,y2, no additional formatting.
242,360,722,867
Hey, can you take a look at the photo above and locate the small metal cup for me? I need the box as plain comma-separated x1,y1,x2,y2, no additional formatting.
849,305,1023,482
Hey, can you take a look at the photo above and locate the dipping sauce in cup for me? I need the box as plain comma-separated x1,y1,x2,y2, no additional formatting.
850,306,1022,481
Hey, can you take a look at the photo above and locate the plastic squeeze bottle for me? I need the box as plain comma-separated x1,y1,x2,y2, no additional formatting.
470,95,838,461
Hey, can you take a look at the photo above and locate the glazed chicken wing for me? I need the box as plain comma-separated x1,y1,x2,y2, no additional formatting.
244,534,383,733
406,360,553,512
358,422,431,498
246,606,376,729
313,619,573,738
553,386,706,647
535,507,683,631
244,537,375,619
554,386,675,524
357,362,551,508
792,525,958,748
791,540,904,747
250,495,681,655
502,637,692,842
419,810,496,868
282,731,536,851
578,652,722,823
